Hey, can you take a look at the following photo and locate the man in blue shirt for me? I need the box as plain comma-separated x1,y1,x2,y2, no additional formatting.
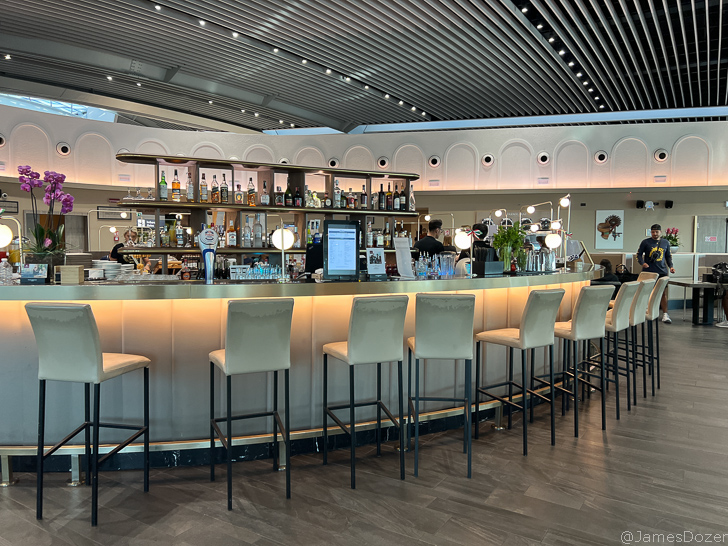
637,223,675,323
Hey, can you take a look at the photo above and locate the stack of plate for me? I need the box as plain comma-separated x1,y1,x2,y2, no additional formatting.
100,261,122,279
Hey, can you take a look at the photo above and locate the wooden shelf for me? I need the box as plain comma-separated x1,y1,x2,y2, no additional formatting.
117,247,306,255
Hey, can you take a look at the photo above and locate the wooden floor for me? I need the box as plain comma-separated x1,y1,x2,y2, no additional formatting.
2,319,727,545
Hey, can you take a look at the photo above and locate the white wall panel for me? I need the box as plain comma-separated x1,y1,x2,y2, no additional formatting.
444,142,478,190
499,140,533,189
343,145,374,171
75,133,113,185
671,136,709,187
9,123,50,173
393,144,425,190
555,140,589,188
294,146,325,167
134,139,169,187
611,137,648,188
244,144,274,163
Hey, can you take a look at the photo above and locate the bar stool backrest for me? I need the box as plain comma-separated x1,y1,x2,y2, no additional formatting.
347,295,409,365
224,298,295,375
570,285,614,340
609,281,640,331
629,279,656,326
646,277,669,321
25,302,103,384
414,293,475,360
519,289,565,349
637,271,659,282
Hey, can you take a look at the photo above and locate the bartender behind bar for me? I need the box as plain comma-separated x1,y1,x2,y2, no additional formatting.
414,219,445,255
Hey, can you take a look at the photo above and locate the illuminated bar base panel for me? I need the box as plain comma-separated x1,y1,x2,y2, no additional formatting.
0,270,595,481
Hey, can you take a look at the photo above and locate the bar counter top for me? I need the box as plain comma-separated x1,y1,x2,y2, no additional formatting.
0,267,599,300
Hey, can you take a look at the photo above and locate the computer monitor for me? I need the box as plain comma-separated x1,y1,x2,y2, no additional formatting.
323,220,360,281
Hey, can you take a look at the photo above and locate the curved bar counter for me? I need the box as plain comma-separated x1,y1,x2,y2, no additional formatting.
0,269,599,464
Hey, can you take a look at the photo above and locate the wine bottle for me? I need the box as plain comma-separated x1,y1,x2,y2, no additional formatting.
294,186,302,207
284,182,293,207
386,183,393,211
360,184,368,209
393,184,400,211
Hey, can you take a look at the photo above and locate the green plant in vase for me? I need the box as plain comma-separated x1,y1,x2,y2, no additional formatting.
492,222,526,272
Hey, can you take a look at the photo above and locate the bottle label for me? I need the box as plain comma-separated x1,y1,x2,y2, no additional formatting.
159,185,168,200
226,233,237,247
220,187,229,203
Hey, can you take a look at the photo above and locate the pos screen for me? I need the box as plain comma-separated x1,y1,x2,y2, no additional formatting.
323,220,360,281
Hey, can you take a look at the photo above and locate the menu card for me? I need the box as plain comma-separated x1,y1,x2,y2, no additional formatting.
393,237,415,278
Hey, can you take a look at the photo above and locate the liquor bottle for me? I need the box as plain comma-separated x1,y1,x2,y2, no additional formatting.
324,190,332,208
384,221,391,249
312,191,321,208
275,186,284,206
226,220,237,247
304,185,311,208
253,214,263,247
160,225,170,247
180,259,192,280
171,169,181,202
333,180,341,209
175,220,184,247
211,175,220,203
409,186,416,211
220,174,229,204
159,171,168,201
376,228,384,248
393,184,400,211
307,221,313,245
386,183,393,211
360,185,368,209
347,188,356,209
284,182,293,207
247,177,257,206
199,173,209,203
234,183,244,204
243,215,252,248
366,221,373,247
400,183,408,211
186,172,195,202
294,186,302,207
394,220,401,239
293,226,300,248
371,186,379,211
260,180,270,205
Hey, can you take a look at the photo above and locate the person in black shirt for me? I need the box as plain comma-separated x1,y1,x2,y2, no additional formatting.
598,259,619,282
414,219,445,256
636,223,675,323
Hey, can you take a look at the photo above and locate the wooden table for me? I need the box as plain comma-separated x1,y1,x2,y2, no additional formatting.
668,278,719,326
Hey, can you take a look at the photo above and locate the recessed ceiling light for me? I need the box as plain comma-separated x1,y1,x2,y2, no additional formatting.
232,32,239,38
595,96,600,100
583,81,589,85
208,100,213,104
522,7,528,12
254,112,259,117
106,76,112,81
290,123,294,127
241,109,245,112
568,61,574,66
576,72,582,77
326,68,331,74
199,20,205,26
548,37,555,43
537,23,543,29
384,93,390,99
301,59,307,64
345,76,350,81
421,111,426,116
398,100,403,105
3,54,10,60
411,106,416,111
599,104,605,109
154,4,161,10
588,88,593,92
273,47,279,53
136,82,142,86
364,85,369,89
279,120,284,124
558,50,565,55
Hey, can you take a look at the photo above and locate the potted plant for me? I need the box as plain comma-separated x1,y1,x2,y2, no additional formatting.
492,221,526,272
17,166,75,273
662,227,680,253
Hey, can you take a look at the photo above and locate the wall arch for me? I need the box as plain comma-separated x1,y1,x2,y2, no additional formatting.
244,144,275,163
498,140,533,189
133,139,170,186
75,132,113,185
393,144,426,190
554,140,589,188
444,142,478,190
10,123,51,173
611,137,648,187
294,146,325,168
191,142,224,159
343,145,374,171
671,135,709,187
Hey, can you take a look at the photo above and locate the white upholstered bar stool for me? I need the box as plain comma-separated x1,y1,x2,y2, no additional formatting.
209,298,294,510
552,285,613,436
608,271,659,308
322,295,408,489
627,278,656,404
644,277,669,396
407,293,475,479
25,303,150,527
474,289,565,455
604,281,641,419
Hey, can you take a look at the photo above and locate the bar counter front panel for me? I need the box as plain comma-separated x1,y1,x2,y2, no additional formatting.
0,270,597,446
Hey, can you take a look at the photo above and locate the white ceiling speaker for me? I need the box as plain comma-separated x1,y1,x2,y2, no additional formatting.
536,151,550,165
428,155,441,168
377,156,389,169
56,142,71,156
654,149,669,162
0,134,6,148
594,150,608,164
481,153,495,167
279,158,290,164
328,157,340,168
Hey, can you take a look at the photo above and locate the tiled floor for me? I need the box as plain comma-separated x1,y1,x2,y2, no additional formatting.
2,319,727,545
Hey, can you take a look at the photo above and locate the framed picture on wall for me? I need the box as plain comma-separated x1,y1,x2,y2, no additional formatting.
595,210,624,249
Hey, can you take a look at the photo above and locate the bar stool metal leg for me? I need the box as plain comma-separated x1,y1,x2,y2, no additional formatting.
349,366,356,490
398,360,404,480
521,349,528,456
613,331,621,420
226,375,232,511
625,328,632,412
210,362,215,481
655,320,661,389
631,325,638,406
91,383,100,527
144,367,149,493
508,348,514,430
36,379,46,520
648,320,656,396
474,342,481,439
465,358,472,478
573,340,579,438
641,323,647,399
273,370,279,471
549,344,555,446
85,383,91,488
322,354,328,466
414,358,420,477
376,363,382,457
529,348,535,424
285,369,291,499
407,349,413,448
600,337,606,431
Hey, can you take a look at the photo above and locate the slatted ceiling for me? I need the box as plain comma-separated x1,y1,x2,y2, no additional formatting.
1,0,728,131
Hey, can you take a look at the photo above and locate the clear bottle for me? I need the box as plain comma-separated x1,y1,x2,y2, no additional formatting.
347,188,356,209
226,220,237,247
199,173,209,203
220,174,229,204
186,172,195,202
211,175,220,203
275,186,284,206
293,226,300,249
175,221,184,247
371,186,379,211
384,221,392,249
333,180,341,209
393,184,400,211
234,183,244,204
243,215,252,248
160,225,170,247
324,190,332,208
366,221,373,248
159,171,168,201
409,186,416,211
312,191,321,208
0,258,13,285
260,180,270,205
247,177,257,206
253,214,263,247
171,169,181,202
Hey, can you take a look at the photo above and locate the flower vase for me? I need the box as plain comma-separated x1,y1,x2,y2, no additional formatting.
671,246,679,253
499,245,512,273
24,252,66,282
